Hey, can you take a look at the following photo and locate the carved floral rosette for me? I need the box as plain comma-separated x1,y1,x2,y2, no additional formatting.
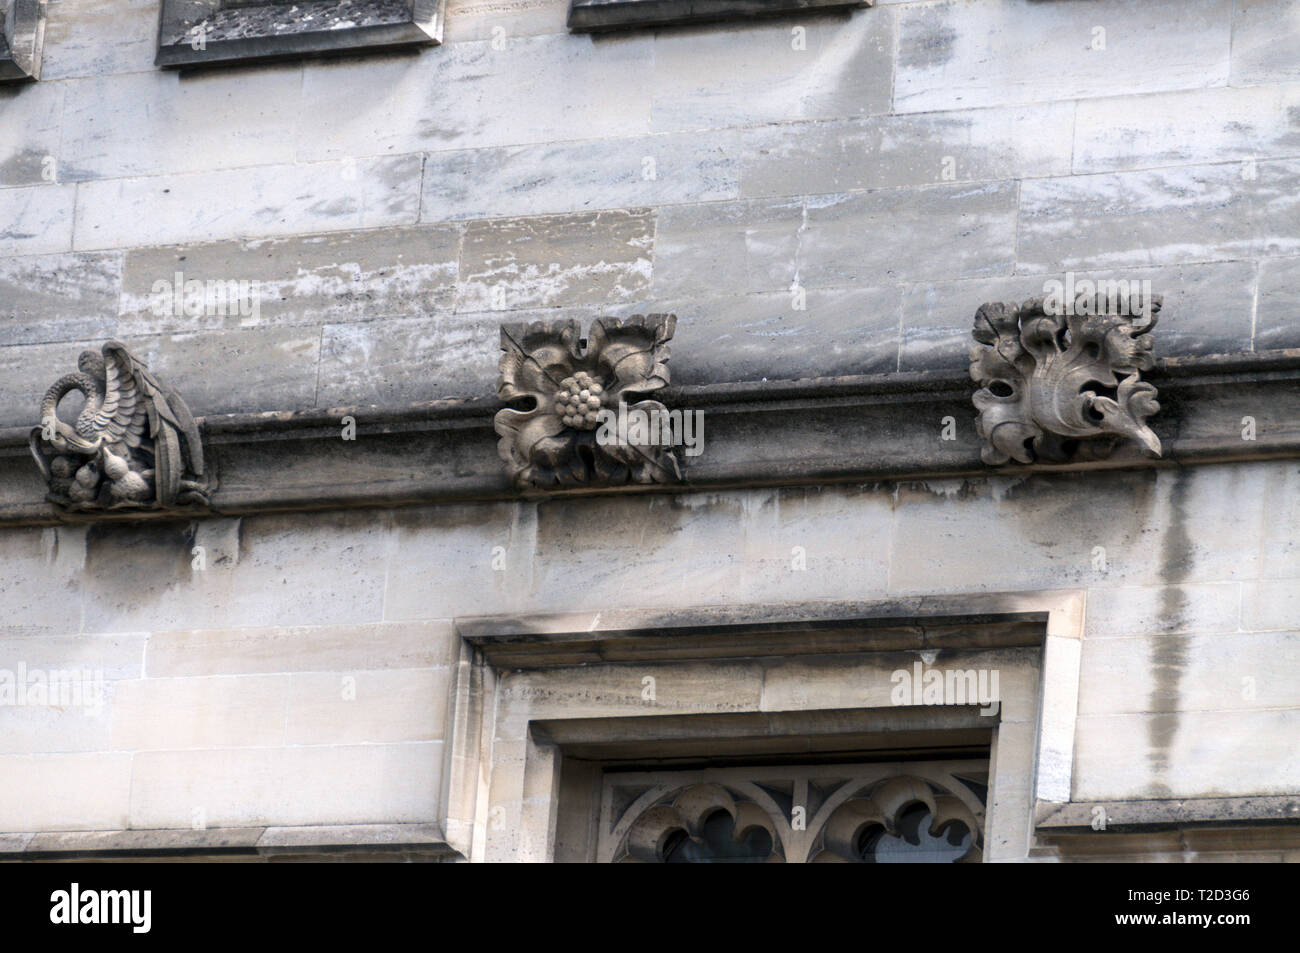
29,342,208,511
970,296,1163,465
495,314,682,489
604,768,985,863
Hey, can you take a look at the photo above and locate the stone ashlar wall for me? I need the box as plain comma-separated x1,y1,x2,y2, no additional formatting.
2,463,1297,839
2,0,1300,427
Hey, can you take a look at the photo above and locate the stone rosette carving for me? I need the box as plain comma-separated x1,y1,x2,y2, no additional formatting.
970,296,1163,465
495,314,682,489
29,342,209,510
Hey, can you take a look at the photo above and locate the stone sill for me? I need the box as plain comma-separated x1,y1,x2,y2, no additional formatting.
1036,796,1300,834
0,822,453,859
2,349,1298,526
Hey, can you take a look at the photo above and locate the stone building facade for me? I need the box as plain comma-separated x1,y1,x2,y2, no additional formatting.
0,0,1297,862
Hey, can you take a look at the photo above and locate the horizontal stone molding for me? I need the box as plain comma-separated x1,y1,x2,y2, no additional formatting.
1037,796,1300,833
568,0,871,33
1,350,1298,526
156,0,445,69
1,822,453,858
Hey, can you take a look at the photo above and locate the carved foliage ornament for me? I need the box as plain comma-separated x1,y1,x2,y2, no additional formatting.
30,342,208,511
970,295,1163,465
495,314,682,489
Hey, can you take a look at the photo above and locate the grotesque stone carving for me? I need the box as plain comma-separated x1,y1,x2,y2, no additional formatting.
30,342,208,510
970,296,1163,465
495,314,682,489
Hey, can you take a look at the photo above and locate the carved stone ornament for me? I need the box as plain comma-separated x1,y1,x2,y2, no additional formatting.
29,342,209,511
970,295,1163,465
601,765,986,863
495,314,682,489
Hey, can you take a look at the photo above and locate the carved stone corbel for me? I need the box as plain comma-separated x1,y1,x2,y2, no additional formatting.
970,296,1163,465
29,342,209,511
495,314,683,489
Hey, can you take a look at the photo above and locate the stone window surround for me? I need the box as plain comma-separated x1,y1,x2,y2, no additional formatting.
0,0,45,82
442,590,1088,862
155,0,447,69
567,0,872,33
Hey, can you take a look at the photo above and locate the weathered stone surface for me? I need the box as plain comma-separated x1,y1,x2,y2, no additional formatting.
145,621,456,678
1078,630,1297,716
1073,709,1300,800
648,11,893,132
37,0,158,81
455,209,653,312
111,675,291,751
1083,582,1243,640
1256,256,1300,350
0,527,84,637
1242,579,1300,632
0,184,75,256
297,34,654,159
118,225,461,334
652,198,802,299
894,0,1233,113
444,0,567,43
285,669,448,745
0,251,123,346
0,81,62,188
1073,83,1300,173
128,742,441,829
568,0,868,32
900,262,1258,372
155,0,445,69
73,155,423,252
58,67,302,181
0,0,45,81
420,129,742,223
1018,159,1300,271
739,103,1074,199
801,182,1017,286
613,285,903,382
1230,0,1300,85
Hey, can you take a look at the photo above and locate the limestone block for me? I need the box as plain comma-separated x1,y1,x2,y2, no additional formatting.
1074,84,1300,173
0,752,132,832
110,675,291,751
894,0,1232,113
420,128,742,223
297,33,654,159
1018,159,1300,271
58,66,301,182
612,286,902,382
652,197,803,299
455,209,653,312
740,103,1073,199
0,251,122,347
1256,256,1300,350
800,182,1017,286
1078,630,1300,715
73,155,423,251
1230,0,1300,84
0,183,75,256
128,742,442,829
285,668,448,745
0,81,62,188
1083,582,1243,639
649,12,893,133
1242,579,1300,632
118,225,461,335
145,621,456,678
0,527,84,638
1073,709,1300,800
443,0,569,43
38,0,158,81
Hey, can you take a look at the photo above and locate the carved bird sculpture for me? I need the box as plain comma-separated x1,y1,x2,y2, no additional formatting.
29,342,205,508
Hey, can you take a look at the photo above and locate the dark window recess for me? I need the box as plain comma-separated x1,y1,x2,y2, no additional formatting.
568,0,871,34
156,0,446,69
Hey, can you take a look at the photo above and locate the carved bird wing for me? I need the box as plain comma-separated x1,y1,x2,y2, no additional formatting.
89,343,148,450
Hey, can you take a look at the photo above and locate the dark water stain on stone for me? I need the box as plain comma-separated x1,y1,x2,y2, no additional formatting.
1146,469,1193,797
